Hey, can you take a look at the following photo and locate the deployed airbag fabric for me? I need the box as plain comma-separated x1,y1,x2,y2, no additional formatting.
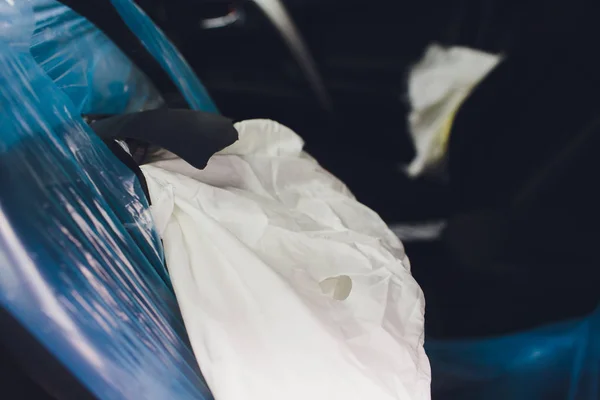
406,44,501,178
143,119,431,400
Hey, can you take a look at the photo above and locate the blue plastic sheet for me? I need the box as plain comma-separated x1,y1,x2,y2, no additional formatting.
0,1,212,398
29,0,163,114
110,0,218,113
426,308,600,400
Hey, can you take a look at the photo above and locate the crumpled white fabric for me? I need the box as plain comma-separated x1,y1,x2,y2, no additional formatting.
141,119,430,400
406,44,501,178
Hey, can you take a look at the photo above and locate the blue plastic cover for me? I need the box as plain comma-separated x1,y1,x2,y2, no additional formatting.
0,1,212,399
29,0,163,114
110,0,218,113
427,308,600,400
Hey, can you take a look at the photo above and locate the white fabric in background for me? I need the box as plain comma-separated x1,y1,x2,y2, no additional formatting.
142,119,430,400
406,44,501,178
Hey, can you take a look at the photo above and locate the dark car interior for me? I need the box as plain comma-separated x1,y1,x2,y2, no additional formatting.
123,0,600,338
2,0,599,398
